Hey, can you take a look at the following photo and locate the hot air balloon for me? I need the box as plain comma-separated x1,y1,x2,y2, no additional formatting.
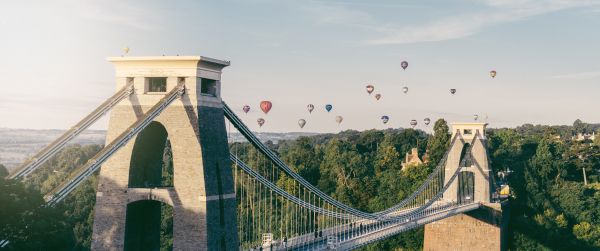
298,119,306,128
260,101,272,114
401,61,408,70
375,94,382,100
424,118,431,126
450,89,456,95
335,116,343,125
257,118,265,127
307,104,314,113
325,104,333,112
402,87,408,94
381,115,390,124
366,85,375,95
243,105,250,114
490,70,497,78
410,119,418,128
473,114,479,121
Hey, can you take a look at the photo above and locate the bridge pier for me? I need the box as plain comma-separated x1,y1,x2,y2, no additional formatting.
91,56,238,250
423,203,508,251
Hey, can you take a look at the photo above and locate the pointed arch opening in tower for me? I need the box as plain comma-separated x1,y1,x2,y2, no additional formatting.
458,143,473,167
128,121,174,188
457,171,475,204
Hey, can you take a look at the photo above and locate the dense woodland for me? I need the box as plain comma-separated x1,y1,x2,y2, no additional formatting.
1,119,600,250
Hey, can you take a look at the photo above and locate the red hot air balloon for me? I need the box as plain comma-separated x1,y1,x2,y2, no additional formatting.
243,105,250,114
366,85,375,95
260,101,272,114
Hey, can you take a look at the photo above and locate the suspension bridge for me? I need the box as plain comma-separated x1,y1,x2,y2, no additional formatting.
7,56,507,250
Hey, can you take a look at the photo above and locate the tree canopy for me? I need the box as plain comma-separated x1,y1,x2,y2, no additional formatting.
2,118,600,250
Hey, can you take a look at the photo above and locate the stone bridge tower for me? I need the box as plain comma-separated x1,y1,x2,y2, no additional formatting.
91,56,238,250
424,123,507,251
443,122,491,204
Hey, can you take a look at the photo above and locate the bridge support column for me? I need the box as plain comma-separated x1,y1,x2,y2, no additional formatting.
424,203,507,251
91,56,238,250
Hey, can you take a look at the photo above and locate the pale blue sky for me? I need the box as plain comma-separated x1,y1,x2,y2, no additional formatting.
1,0,600,132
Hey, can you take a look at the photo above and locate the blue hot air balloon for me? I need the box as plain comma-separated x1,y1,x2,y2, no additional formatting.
325,104,333,112
381,115,390,124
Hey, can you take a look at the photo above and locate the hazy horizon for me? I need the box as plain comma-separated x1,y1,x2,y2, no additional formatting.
1,118,597,132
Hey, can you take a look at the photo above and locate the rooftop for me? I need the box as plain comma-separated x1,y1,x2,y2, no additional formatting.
106,56,230,66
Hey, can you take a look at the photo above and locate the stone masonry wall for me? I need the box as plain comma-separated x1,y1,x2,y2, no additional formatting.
423,205,505,251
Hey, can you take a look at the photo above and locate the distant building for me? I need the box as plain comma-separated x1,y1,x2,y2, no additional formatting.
573,132,596,142
402,148,428,170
